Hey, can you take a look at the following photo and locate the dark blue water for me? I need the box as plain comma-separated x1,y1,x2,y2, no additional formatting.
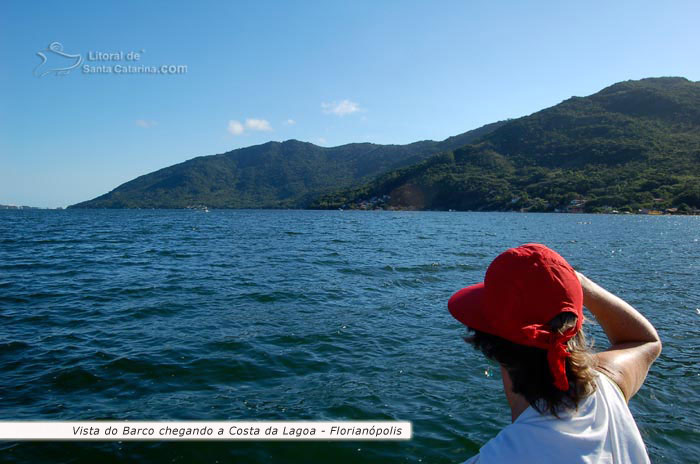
1,210,698,463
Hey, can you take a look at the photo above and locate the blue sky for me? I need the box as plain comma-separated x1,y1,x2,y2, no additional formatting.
1,0,698,207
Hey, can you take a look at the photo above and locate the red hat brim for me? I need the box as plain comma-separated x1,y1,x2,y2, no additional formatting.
448,282,488,332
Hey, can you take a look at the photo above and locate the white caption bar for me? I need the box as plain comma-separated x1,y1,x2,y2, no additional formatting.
0,421,412,441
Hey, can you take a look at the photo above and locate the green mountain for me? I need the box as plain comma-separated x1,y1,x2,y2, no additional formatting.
68,122,505,209
313,77,700,213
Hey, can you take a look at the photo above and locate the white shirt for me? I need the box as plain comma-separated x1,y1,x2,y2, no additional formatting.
463,372,650,463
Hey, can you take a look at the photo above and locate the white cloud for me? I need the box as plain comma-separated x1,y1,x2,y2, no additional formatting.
245,118,272,131
283,119,296,125
227,120,245,135
135,119,157,128
228,118,273,136
316,137,327,145
321,99,361,116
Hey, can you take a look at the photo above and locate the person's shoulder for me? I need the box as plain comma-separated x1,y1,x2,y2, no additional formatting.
476,397,606,463
476,416,554,463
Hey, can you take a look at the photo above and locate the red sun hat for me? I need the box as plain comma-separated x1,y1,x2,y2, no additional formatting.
448,243,583,391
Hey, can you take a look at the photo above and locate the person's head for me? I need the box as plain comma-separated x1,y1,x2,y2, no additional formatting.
466,312,597,416
448,243,597,415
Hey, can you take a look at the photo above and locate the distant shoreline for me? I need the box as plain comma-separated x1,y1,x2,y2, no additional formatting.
5,207,698,216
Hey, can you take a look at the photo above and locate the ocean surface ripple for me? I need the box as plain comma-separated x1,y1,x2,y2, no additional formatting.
0,210,698,463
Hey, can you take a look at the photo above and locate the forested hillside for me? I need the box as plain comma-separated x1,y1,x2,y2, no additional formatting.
313,77,700,213
68,122,505,209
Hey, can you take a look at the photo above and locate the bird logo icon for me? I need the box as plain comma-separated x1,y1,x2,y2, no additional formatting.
34,42,83,77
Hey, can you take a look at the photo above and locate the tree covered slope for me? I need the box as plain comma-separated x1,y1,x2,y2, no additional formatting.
68,122,506,209
313,77,700,213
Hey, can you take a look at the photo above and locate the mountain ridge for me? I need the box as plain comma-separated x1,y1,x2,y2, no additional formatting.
312,77,700,213
70,77,700,212
69,121,507,209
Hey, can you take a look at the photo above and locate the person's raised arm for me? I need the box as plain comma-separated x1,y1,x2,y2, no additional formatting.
576,272,662,402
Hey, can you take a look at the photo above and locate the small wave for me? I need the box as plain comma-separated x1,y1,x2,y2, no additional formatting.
142,249,193,258
274,350,332,375
384,263,479,273
0,295,30,304
157,250,193,258
114,286,158,296
80,293,113,303
102,354,282,388
337,267,384,277
44,366,104,392
452,251,489,258
312,259,345,266
391,264,442,273
259,333,335,347
205,339,251,352
379,274,446,287
186,357,285,383
92,350,118,362
131,304,181,319
27,291,67,299
31,238,85,245
0,263,50,270
0,340,31,355
104,356,169,378
236,291,312,304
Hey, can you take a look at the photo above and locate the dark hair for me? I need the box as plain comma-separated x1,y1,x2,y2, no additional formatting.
465,313,597,417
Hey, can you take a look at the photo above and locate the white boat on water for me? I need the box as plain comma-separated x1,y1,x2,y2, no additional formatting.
186,205,210,212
